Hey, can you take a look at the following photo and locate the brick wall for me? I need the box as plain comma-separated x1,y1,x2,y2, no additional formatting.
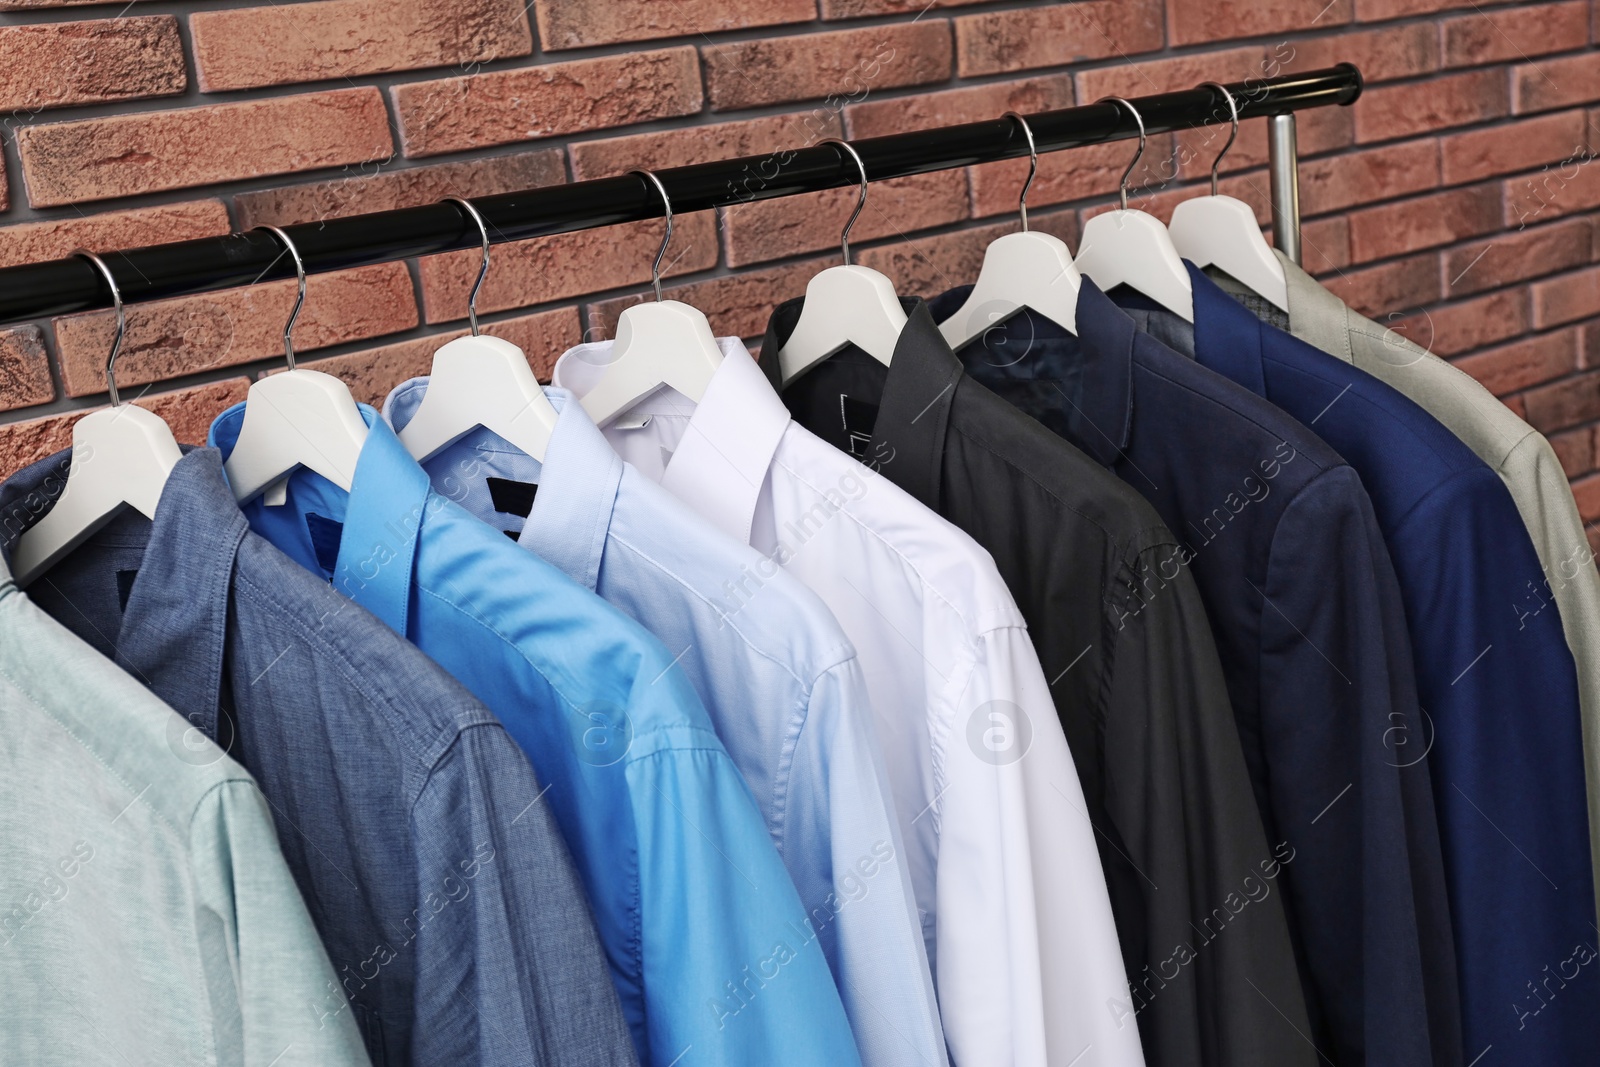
0,0,1597,544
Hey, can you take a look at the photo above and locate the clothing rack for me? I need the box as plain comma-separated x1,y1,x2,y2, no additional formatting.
0,64,1362,329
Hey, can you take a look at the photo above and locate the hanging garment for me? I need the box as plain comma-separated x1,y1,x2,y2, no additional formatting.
1135,263,1599,1065
0,447,632,1067
755,295,1313,1067
206,403,860,1067
382,376,945,1067
553,337,1143,1067
1250,248,1600,928
0,552,370,1067
935,278,1457,1067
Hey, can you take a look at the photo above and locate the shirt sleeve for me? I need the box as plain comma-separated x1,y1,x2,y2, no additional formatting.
1103,539,1316,1067
934,624,1145,1067
627,734,864,1067
1398,469,1599,1062
188,779,373,1067
785,657,947,1067
1260,466,1456,1066
409,725,635,1067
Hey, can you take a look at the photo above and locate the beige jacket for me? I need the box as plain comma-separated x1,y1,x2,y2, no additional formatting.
1274,248,1600,915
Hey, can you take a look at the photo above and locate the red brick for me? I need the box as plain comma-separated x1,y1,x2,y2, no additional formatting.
1514,53,1600,114
0,378,252,484
1533,265,1600,327
1505,150,1600,227
586,259,825,342
235,151,565,230
1521,364,1600,432
1283,23,1439,83
1301,216,1353,274
858,209,1079,298
1354,69,1509,144
723,170,969,268
0,153,7,214
280,308,582,405
822,0,990,13
969,133,1178,219
1356,0,1518,20
1175,105,1355,182
419,213,718,324
1576,472,1600,522
953,1,1163,78
193,0,531,92
1391,287,1530,356
1441,111,1589,184
1168,0,1352,47
17,89,393,208
0,17,183,113
1299,140,1440,216
1347,183,1502,263
1444,217,1593,296
572,113,840,181
1075,47,1266,104
53,262,417,398
393,48,701,158
1321,252,1443,317
846,75,1075,140
0,326,53,413
1455,328,1582,397
1080,170,1273,232
1548,426,1595,478
537,0,811,48
1443,2,1591,67
0,201,230,270
705,23,952,111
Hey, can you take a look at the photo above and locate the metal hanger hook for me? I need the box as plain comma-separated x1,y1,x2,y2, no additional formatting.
1003,111,1038,232
1201,82,1240,197
445,196,491,336
1097,97,1147,212
74,250,126,407
631,170,673,302
254,225,307,372
820,138,870,266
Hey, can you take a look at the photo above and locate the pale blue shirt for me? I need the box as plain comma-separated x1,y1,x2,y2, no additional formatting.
208,403,862,1067
384,380,946,1067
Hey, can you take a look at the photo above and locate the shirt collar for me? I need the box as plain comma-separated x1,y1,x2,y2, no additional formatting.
1185,260,1269,395
0,446,246,737
209,401,429,637
758,295,960,510
554,336,789,546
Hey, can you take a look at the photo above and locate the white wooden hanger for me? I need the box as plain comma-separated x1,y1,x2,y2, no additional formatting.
13,251,182,586
579,170,726,429
223,225,369,504
399,196,559,461
1168,82,1289,313
940,111,1080,348
777,138,908,385
1075,97,1195,323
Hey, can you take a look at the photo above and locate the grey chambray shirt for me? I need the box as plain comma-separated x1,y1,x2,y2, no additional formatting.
0,555,370,1066
0,447,636,1067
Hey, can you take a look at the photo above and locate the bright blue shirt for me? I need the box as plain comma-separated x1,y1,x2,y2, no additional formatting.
209,403,863,1067
383,379,945,1067
1166,264,1600,1064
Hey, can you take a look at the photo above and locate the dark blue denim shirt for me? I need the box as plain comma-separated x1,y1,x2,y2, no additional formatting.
0,446,636,1067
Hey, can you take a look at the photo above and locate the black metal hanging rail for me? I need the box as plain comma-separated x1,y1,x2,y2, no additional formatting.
0,64,1361,328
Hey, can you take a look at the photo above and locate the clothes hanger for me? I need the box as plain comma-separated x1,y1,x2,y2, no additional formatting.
938,111,1081,347
1074,96,1195,323
777,138,909,385
12,251,183,587
578,170,726,429
1168,82,1290,313
398,196,559,461
222,225,370,504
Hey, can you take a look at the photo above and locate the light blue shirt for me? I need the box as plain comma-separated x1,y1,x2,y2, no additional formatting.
384,380,947,1067
208,403,863,1067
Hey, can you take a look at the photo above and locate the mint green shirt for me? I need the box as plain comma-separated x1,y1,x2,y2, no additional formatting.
0,565,370,1067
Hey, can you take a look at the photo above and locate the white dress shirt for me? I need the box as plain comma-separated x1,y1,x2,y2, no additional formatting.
554,338,1144,1067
